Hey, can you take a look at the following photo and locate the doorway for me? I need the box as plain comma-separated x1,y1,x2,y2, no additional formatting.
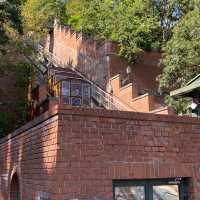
10,173,20,200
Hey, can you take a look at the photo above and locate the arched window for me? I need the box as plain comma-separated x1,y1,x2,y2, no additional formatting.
10,173,20,200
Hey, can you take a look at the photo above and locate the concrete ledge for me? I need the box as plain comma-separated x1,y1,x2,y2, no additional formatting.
150,106,169,113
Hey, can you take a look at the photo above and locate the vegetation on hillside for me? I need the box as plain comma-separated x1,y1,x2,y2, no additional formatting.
21,0,190,63
21,0,200,114
159,2,200,90
0,0,35,137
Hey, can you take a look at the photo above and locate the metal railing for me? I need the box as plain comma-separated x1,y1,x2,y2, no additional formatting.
38,45,134,111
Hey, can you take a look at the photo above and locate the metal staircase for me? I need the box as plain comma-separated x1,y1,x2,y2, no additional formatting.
38,45,133,111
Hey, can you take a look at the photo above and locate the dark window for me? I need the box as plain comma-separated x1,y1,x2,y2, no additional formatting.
71,82,82,97
62,81,70,96
71,97,81,106
113,178,189,200
82,83,91,97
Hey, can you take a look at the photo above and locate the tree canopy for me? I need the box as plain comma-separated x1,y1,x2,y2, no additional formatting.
59,0,193,63
0,0,35,137
21,0,65,34
159,1,200,90
1,0,200,121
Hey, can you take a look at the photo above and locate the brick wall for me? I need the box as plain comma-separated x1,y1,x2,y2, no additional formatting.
45,23,112,89
1,105,200,199
0,108,59,200
109,51,162,92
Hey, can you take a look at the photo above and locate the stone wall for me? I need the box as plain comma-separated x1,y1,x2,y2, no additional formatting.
1,105,200,199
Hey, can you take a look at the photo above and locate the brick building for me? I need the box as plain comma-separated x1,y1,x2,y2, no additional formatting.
0,104,200,200
2,21,198,200
42,21,173,114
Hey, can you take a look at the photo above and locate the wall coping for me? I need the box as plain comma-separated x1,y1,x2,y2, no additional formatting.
150,106,169,113
0,108,58,144
110,74,120,81
132,93,149,102
1,104,200,144
58,104,200,124
120,83,133,92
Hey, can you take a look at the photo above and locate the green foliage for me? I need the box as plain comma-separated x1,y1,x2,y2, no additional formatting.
159,3,200,90
64,0,162,63
21,0,66,34
0,1,20,43
62,0,83,31
0,62,35,138
112,0,160,62
165,95,188,115
63,0,192,63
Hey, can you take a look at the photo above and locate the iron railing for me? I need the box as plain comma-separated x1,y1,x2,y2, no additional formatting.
38,45,134,111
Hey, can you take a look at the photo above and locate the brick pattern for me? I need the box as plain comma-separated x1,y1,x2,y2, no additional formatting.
110,76,172,114
44,23,171,114
1,106,200,199
45,23,162,93
0,110,59,200
46,23,111,89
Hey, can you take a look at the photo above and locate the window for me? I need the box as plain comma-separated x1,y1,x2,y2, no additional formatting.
36,192,49,200
82,83,91,97
62,81,70,96
71,82,82,97
113,178,189,200
71,97,82,106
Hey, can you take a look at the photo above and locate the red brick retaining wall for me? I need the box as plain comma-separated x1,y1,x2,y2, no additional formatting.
1,105,200,199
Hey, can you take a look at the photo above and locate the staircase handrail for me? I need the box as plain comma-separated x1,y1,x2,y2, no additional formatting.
38,45,134,111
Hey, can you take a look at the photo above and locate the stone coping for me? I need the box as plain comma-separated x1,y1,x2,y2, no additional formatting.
58,105,200,124
0,108,58,144
150,106,169,113
1,104,200,144
131,93,149,102
110,74,120,81
120,83,133,92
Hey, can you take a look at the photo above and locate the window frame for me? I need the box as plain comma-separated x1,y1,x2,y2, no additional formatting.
113,178,189,200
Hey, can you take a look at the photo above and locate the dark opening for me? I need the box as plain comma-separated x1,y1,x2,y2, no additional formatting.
10,173,20,200
49,30,54,53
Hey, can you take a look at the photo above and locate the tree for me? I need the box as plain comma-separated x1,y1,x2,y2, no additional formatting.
21,0,65,34
152,0,192,42
0,0,22,47
63,0,192,63
159,2,200,90
78,0,161,63
0,0,36,137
